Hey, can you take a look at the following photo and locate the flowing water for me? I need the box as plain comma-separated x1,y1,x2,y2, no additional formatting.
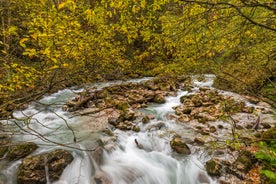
1,76,218,184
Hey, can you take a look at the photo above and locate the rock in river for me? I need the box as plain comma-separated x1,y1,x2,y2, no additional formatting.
6,142,38,161
17,149,73,184
170,137,191,155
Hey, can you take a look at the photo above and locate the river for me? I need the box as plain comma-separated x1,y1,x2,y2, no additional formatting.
1,74,272,184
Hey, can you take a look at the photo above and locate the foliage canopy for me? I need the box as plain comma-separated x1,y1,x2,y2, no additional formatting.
0,0,275,110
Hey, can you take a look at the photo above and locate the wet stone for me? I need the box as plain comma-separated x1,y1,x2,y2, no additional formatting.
142,115,150,124
92,171,112,184
197,172,210,184
170,137,191,155
102,128,114,136
194,136,205,145
132,125,140,132
92,147,104,166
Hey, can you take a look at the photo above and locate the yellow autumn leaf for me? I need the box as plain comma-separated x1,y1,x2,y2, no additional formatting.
62,63,69,68
49,65,59,70
58,2,66,10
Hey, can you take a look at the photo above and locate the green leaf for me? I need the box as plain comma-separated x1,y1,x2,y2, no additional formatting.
260,170,276,180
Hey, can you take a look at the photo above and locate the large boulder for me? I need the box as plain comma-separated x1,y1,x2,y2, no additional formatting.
17,149,73,184
170,137,191,155
6,142,38,160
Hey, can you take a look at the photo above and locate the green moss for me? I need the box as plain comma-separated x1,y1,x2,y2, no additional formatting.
6,142,38,160
205,159,222,176
262,127,276,140
142,116,150,124
261,81,276,102
116,102,129,112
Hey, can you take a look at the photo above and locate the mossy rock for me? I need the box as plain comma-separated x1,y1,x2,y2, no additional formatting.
153,94,166,104
116,102,129,112
191,97,202,107
123,109,135,121
17,149,73,184
205,158,222,176
180,95,191,104
6,142,38,160
142,115,150,124
132,125,140,132
170,137,191,155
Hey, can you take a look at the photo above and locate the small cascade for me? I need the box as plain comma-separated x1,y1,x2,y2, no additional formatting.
54,144,94,184
98,87,215,184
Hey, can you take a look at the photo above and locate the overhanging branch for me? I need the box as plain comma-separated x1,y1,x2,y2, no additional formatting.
181,0,276,32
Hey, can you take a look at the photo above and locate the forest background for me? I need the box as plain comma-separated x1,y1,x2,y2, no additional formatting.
0,0,275,115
